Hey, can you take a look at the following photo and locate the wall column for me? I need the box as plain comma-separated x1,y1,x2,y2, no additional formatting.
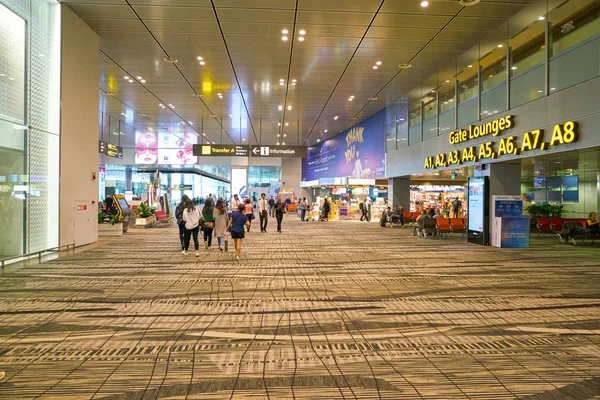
388,177,411,208
281,158,310,201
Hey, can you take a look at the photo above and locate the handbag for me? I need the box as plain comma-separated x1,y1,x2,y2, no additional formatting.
204,221,215,229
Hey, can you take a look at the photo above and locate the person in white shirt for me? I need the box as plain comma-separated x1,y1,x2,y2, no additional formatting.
182,200,201,256
230,194,240,213
258,193,269,232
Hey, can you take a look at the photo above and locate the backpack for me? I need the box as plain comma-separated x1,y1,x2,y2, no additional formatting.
175,206,184,225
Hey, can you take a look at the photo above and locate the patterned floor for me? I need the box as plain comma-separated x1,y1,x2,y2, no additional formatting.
1,218,600,399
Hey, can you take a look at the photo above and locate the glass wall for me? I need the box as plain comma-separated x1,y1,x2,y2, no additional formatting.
0,0,60,259
248,166,281,198
386,0,600,150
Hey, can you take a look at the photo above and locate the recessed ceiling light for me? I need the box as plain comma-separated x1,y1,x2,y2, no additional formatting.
280,78,285,82
141,79,146,83
445,79,450,83
284,134,287,137
285,122,289,126
129,79,134,83
350,95,355,98
511,66,518,70
136,76,142,80
282,29,288,34
278,122,281,126
449,99,453,102
468,65,473,68
124,76,129,79
277,134,280,137
292,79,297,83
280,82,284,86
538,16,545,20
202,133,206,136
242,138,246,141
324,129,328,133
121,112,125,116
298,36,305,41
278,105,283,111
217,93,222,96
348,98,353,101
538,90,543,93
199,61,206,65
159,103,163,107
277,142,280,145
421,1,429,7
376,61,382,65
189,121,193,125
197,56,203,60
334,116,339,120
138,113,146,117
398,63,412,69
287,105,292,110
372,66,378,69
229,114,233,118
299,29,306,35
164,57,178,63
282,36,288,41
212,142,216,144
497,44,504,48
368,97,378,101
292,82,296,85
317,139,320,142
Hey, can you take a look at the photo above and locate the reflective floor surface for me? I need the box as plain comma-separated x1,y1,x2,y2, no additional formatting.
1,218,599,399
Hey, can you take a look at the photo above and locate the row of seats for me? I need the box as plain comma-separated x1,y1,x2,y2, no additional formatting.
535,218,587,236
414,217,469,238
536,217,599,245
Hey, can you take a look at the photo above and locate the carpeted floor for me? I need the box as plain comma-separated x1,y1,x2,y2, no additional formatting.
1,218,600,399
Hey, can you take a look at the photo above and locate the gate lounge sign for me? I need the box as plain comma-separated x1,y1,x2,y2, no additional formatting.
424,116,579,169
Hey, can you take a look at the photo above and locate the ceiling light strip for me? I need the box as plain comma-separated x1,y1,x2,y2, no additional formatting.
303,0,386,144
209,0,259,145
280,0,300,142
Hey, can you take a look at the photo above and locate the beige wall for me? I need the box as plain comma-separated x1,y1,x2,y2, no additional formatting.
59,6,100,247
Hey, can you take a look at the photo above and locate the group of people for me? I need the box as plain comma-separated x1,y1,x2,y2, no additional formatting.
175,193,287,260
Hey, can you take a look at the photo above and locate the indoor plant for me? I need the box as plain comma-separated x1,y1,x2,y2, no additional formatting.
98,209,124,236
135,202,156,228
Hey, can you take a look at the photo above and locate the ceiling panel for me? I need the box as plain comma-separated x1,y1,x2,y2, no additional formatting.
63,0,537,147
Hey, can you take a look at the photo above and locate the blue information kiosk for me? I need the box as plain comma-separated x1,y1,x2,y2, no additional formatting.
491,195,530,248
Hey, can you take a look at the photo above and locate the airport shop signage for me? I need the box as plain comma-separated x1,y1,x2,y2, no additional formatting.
193,144,249,157
424,117,579,169
98,141,123,159
250,145,307,158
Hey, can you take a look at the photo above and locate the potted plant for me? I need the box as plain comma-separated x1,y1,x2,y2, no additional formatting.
98,209,124,236
135,202,156,228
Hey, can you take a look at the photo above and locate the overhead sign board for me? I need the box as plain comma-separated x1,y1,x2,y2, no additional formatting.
99,140,123,159
193,144,249,157
250,145,307,158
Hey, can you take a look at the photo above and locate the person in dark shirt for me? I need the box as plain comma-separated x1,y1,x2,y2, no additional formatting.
275,197,286,232
588,212,600,235
226,204,250,260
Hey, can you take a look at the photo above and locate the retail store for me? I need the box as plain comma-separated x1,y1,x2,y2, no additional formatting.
302,110,388,221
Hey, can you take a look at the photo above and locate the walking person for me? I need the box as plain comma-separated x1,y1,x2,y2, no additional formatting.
365,197,372,221
258,193,269,232
321,198,331,221
244,198,254,232
230,194,240,213
452,197,462,218
202,200,215,249
299,197,308,221
226,204,250,260
182,199,201,257
359,200,368,221
175,195,190,250
275,196,285,232
268,195,275,217
213,199,229,251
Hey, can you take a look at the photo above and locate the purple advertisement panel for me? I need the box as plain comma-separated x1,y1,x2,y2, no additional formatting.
302,110,386,181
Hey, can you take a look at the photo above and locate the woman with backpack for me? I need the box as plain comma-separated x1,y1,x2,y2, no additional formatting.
202,200,215,249
175,195,190,251
182,199,201,257
213,199,229,251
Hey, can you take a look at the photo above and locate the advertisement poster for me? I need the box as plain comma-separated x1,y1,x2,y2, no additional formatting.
500,217,530,248
135,131,197,165
302,110,385,181
468,177,486,232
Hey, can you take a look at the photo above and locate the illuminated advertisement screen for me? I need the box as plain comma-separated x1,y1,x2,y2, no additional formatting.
135,131,197,165
468,176,486,233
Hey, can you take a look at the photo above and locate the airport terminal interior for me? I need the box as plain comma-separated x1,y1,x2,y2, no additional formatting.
1,0,600,398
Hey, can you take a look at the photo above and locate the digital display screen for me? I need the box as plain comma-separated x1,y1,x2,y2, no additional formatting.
562,175,578,188
546,176,561,189
118,198,129,210
563,190,579,202
468,176,486,233
533,177,546,189
135,131,197,165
